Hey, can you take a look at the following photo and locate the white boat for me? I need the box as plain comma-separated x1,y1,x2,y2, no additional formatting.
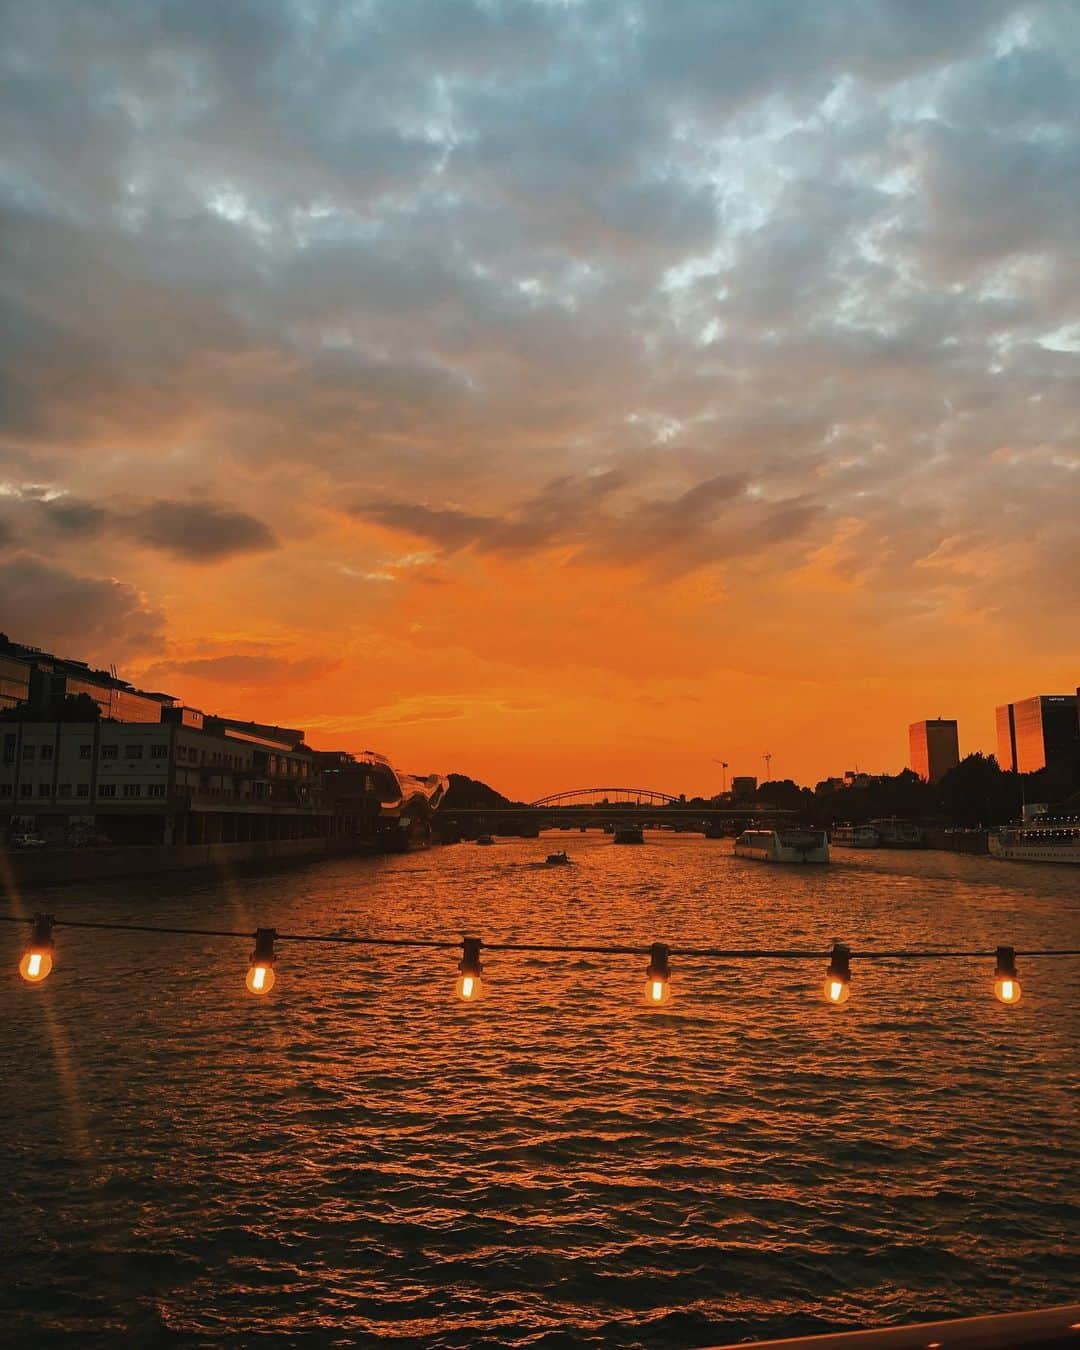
831,823,880,848
734,827,829,863
989,807,1080,864
870,817,924,848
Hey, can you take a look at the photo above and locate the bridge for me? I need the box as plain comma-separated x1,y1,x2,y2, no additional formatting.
530,787,679,807
436,785,788,839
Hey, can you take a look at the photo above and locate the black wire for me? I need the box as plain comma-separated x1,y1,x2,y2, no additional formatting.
0,913,1076,959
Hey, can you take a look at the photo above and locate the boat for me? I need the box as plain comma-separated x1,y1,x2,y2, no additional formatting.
831,822,880,848
734,827,829,863
545,851,571,865
475,834,494,846
613,824,645,844
869,817,924,848
989,806,1080,864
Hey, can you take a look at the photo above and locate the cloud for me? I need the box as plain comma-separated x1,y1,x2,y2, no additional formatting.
0,555,164,658
356,468,823,577
6,490,279,562
123,501,278,562
144,653,335,684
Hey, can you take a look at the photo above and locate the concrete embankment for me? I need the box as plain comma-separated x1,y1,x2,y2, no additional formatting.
1,835,378,888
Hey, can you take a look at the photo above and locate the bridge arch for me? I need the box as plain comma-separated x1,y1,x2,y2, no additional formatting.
529,787,678,807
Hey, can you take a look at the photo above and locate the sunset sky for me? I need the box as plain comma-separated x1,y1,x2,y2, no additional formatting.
2,0,1078,799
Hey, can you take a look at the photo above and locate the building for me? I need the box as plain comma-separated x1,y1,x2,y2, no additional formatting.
0,635,176,721
731,775,757,799
1,635,448,854
909,719,960,784
1,717,326,846
315,749,447,849
995,694,1078,774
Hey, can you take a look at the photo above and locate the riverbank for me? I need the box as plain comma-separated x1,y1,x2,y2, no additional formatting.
0,834,379,887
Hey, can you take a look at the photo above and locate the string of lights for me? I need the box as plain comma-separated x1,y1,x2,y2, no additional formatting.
2,911,1077,1006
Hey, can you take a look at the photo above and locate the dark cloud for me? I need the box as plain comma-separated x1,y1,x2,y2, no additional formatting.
143,654,336,683
3,490,278,563
36,497,110,536
357,469,821,577
124,501,279,561
0,554,164,657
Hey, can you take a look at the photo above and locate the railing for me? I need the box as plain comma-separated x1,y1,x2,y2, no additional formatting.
708,1303,1080,1349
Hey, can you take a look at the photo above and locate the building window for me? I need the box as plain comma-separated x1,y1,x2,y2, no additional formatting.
19,783,32,797
0,784,11,798
124,744,143,759
76,784,89,798
40,744,54,761
38,783,51,798
101,745,118,759
122,784,142,798
150,744,168,759
148,783,166,799
22,745,35,760
79,744,92,759
100,784,117,798
57,783,71,798
3,735,15,764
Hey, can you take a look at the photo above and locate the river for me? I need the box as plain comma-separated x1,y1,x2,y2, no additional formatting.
1,834,1078,1347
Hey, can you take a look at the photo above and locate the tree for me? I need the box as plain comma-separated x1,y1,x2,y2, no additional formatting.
936,753,1020,827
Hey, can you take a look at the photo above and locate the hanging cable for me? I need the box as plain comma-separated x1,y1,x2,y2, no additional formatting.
1,913,1076,1008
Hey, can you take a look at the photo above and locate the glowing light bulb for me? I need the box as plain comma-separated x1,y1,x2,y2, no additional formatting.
19,914,55,984
19,948,53,983
246,927,277,996
824,942,851,1006
994,947,1021,1005
644,942,671,1006
246,962,276,995
456,936,484,1001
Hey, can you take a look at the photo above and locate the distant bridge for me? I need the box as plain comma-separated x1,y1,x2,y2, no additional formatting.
529,787,678,807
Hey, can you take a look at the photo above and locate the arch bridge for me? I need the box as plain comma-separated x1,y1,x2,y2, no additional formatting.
529,787,678,808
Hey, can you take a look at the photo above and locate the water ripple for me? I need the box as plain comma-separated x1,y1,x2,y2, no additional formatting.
1,836,1077,1346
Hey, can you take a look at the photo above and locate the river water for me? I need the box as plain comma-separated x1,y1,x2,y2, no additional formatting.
1,834,1078,1347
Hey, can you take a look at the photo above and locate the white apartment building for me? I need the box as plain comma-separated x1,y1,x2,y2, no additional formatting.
1,718,324,846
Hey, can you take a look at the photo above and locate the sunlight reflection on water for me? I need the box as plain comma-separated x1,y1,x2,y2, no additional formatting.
1,836,1078,1347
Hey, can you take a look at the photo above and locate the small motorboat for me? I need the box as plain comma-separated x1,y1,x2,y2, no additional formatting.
476,834,494,846
545,851,571,865
613,824,645,844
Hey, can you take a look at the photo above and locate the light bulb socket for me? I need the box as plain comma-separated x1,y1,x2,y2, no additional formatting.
459,936,483,977
251,927,277,966
29,913,56,951
827,942,851,981
995,945,1018,980
646,942,671,980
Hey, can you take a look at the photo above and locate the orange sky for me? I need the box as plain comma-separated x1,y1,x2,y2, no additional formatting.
2,1,1078,800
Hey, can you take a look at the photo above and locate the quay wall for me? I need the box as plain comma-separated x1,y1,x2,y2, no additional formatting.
1,835,377,888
